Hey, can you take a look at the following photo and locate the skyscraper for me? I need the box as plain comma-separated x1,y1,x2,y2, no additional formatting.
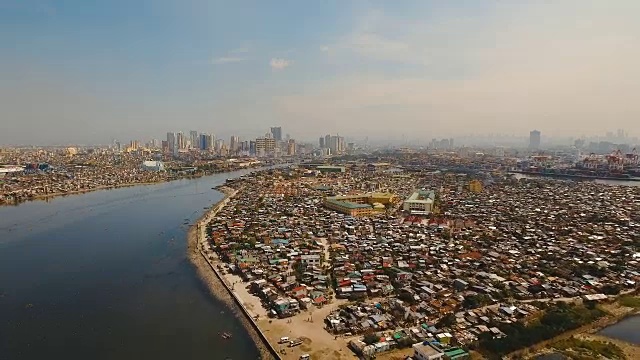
215,139,224,152
166,132,176,155
177,132,186,150
255,136,276,156
319,136,325,148
327,135,345,155
200,133,210,150
270,127,282,141
529,130,541,150
190,130,199,149
230,136,240,153
287,139,296,155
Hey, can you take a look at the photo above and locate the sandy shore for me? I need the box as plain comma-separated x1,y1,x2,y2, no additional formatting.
219,237,358,360
187,186,278,360
187,185,358,360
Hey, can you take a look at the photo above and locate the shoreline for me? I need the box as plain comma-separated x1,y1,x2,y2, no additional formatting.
186,185,280,360
1,163,271,207
1,181,164,206
514,299,640,360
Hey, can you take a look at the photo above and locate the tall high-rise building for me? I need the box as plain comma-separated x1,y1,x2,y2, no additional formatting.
319,136,325,148
214,139,224,152
166,132,176,155
200,133,214,150
177,132,186,150
249,140,256,155
324,134,331,150
529,130,541,150
270,127,282,141
230,136,240,153
190,130,199,149
287,139,296,155
240,141,249,153
255,136,276,155
328,135,345,155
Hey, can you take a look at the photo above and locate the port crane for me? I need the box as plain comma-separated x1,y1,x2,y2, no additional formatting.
624,148,638,166
582,153,600,170
607,150,625,172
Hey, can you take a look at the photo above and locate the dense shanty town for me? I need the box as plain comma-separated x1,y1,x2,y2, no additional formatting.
204,163,639,360
0,147,271,205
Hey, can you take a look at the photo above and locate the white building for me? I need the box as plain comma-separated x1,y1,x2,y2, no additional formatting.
412,342,444,360
141,161,165,171
300,254,321,267
403,190,435,215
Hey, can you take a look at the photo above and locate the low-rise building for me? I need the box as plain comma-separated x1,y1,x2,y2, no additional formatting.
413,342,445,360
403,190,435,214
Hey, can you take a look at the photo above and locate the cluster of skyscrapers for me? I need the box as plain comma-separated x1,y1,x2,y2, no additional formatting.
318,134,346,156
162,126,297,157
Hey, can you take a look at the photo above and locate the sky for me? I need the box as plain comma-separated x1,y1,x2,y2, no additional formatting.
1,0,640,145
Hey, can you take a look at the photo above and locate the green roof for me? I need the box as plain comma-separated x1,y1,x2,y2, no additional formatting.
445,349,467,357
326,198,370,209
450,354,468,360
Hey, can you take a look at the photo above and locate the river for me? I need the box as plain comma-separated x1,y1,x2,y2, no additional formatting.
598,315,640,345
0,169,263,360
511,173,640,187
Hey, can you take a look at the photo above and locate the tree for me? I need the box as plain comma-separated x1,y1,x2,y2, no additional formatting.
437,313,456,328
363,333,379,345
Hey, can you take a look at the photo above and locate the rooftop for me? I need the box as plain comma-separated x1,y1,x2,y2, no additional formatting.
412,342,443,356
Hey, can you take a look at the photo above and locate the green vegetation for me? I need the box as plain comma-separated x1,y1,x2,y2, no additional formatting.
463,294,493,309
478,303,605,358
618,295,640,308
553,337,625,360
363,333,379,345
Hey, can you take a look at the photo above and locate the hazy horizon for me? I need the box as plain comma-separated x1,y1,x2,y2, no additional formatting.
2,1,640,145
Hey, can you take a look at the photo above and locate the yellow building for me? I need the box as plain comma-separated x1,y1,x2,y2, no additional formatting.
469,180,483,193
323,192,396,216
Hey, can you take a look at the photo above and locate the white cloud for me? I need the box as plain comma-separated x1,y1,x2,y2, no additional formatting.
270,58,292,70
320,46,330,52
212,56,246,64
273,1,640,137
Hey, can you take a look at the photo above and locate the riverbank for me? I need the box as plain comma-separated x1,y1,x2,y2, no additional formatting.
187,184,355,360
519,298,640,360
0,181,163,206
187,185,278,360
1,162,275,207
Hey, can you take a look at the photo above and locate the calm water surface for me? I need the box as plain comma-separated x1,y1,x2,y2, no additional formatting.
598,315,640,345
512,173,640,187
0,170,261,360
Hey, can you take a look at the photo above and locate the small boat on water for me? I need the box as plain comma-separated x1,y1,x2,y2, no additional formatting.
221,332,232,339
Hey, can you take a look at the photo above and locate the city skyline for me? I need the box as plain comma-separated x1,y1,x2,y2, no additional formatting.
2,1,640,145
